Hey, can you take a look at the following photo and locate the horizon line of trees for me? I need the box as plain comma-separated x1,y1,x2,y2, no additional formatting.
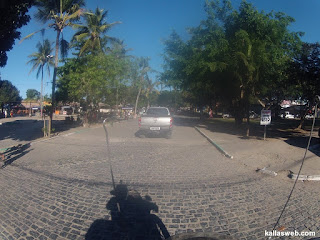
2,0,320,135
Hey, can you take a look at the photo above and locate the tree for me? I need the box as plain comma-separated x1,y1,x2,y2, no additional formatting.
108,41,132,112
162,0,302,136
142,74,159,108
289,42,320,128
219,1,302,134
0,80,22,112
131,57,153,117
0,0,33,67
72,7,121,55
26,89,40,100
57,53,123,123
27,39,54,117
24,0,85,135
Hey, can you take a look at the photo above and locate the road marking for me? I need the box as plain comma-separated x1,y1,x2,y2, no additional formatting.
63,132,75,137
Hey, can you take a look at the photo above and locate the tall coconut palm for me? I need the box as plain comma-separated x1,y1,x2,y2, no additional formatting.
109,41,133,113
72,7,121,55
143,75,160,109
27,39,54,117
22,0,85,136
132,57,153,117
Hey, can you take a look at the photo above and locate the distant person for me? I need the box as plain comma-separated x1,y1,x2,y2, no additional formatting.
10,110,13,118
4,110,7,118
209,109,213,118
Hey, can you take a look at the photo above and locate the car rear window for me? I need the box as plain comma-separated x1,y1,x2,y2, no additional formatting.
146,108,169,116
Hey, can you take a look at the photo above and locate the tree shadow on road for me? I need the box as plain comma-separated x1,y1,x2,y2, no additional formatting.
194,117,319,141
85,182,170,240
0,119,82,142
0,120,43,141
1,143,32,169
285,136,320,157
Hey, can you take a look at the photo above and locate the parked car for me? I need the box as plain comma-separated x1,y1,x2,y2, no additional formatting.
305,114,314,119
222,113,231,118
138,107,173,138
61,106,73,115
280,111,294,119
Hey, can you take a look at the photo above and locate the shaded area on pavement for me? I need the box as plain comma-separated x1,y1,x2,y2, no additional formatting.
0,120,43,142
172,116,200,128
285,136,320,157
1,143,32,169
0,118,83,143
193,117,320,142
86,182,170,240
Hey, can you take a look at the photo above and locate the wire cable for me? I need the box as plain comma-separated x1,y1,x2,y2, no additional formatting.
271,104,318,234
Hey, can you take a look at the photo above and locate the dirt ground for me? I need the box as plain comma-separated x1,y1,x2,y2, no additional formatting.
197,117,320,177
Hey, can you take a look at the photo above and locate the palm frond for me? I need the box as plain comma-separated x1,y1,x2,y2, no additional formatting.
19,28,47,44
79,40,91,56
60,36,69,60
36,65,43,79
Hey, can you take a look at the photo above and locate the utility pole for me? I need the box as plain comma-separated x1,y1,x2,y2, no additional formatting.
46,54,54,136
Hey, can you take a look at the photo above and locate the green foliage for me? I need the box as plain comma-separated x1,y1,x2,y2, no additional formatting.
26,89,40,100
158,90,183,108
57,53,125,107
289,42,320,103
27,0,86,127
27,39,54,78
31,0,85,58
162,0,303,125
72,7,121,56
0,80,22,105
0,0,33,67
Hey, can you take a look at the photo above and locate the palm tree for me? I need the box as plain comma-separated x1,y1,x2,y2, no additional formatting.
72,7,121,55
133,57,153,117
27,39,54,117
142,75,160,108
109,41,132,113
22,0,85,136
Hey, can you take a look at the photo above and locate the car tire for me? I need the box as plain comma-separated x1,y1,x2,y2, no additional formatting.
139,133,145,138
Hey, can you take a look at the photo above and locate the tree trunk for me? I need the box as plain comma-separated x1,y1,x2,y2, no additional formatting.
298,115,306,129
246,110,250,137
40,66,44,118
134,86,142,118
234,111,243,126
235,88,245,127
49,29,61,137
116,86,119,115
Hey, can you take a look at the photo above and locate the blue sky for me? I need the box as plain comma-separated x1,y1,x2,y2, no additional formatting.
1,0,320,99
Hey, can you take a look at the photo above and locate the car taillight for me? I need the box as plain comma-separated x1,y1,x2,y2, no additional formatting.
170,117,173,127
138,117,141,127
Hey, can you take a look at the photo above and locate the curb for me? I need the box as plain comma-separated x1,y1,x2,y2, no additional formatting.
289,173,320,181
257,167,277,176
194,126,233,159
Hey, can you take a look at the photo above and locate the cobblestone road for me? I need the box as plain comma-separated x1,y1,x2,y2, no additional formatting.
0,117,319,239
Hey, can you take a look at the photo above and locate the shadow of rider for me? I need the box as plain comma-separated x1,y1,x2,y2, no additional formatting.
85,182,170,240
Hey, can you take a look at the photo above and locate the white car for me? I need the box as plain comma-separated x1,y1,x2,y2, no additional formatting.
305,114,314,119
284,111,294,119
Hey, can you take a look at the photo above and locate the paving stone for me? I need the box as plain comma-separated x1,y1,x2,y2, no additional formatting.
0,119,319,239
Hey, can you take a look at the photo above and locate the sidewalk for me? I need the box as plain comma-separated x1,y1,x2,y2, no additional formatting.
196,121,320,177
